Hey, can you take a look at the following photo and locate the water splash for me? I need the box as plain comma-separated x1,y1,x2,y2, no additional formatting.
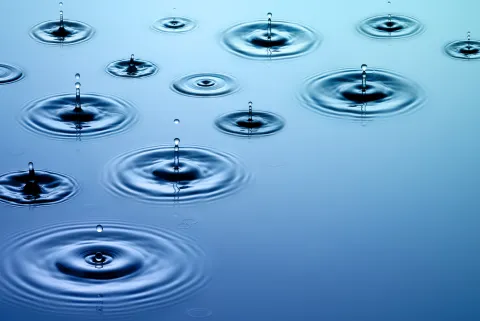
152,10,196,33
0,222,209,315
222,18,320,60
30,3,94,45
299,67,425,120
103,145,250,204
106,54,159,78
0,162,78,206
444,31,480,60
171,73,239,97
357,14,424,39
19,76,138,140
214,101,285,137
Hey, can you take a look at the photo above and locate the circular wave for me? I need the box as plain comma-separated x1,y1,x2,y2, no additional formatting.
214,110,285,137
171,73,239,97
0,222,209,316
299,68,425,120
30,20,95,45
152,17,196,33
444,40,480,60
221,20,320,60
0,63,24,84
103,145,250,204
0,168,78,206
357,15,424,39
106,58,158,78
19,93,138,140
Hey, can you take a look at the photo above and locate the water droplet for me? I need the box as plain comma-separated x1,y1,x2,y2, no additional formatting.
28,162,34,173
130,54,134,60
468,31,471,41
75,82,81,89
361,64,368,72
267,12,272,19
174,146,179,152
59,2,63,7
94,252,103,262
96,225,103,232
174,119,180,124
174,138,180,146
248,101,252,108
75,73,80,80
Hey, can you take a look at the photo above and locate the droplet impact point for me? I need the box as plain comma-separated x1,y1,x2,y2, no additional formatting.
361,64,368,72
174,138,180,147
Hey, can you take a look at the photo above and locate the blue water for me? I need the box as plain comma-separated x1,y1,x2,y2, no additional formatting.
1,0,479,320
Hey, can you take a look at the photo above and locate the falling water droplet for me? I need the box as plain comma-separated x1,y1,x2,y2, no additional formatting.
28,162,35,180
96,225,103,232
174,138,180,147
94,252,103,262
361,64,368,72
267,12,272,20
248,101,253,121
468,31,471,42
75,82,81,89
174,119,180,124
75,73,80,80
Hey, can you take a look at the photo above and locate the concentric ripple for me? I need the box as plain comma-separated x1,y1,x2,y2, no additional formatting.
221,20,320,60
0,222,209,316
444,40,480,60
152,17,196,33
106,58,158,78
299,68,425,120
171,73,239,97
214,111,285,137
0,169,78,206
19,93,138,139
30,20,95,45
103,145,250,204
0,63,24,84
357,15,424,39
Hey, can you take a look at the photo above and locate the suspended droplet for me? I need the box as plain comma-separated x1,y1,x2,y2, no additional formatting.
361,64,368,72
75,73,80,80
174,119,180,124
388,14,392,21
174,138,180,146
95,264,103,269
28,162,34,173
94,252,103,262
248,101,253,108
59,2,63,7
267,12,272,20
75,82,81,89
467,31,471,41
96,224,103,232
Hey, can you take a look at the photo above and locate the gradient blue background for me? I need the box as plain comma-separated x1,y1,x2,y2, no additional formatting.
1,0,479,320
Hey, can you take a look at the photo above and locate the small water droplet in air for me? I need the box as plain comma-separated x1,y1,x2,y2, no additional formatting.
75,73,80,80
28,162,34,172
96,225,103,232
174,119,180,124
75,82,81,89
267,12,272,19
59,2,63,7
174,138,180,146
468,31,471,41
361,64,368,72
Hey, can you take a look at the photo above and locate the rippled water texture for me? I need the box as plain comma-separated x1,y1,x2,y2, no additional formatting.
0,222,209,315
106,58,158,78
19,94,138,139
444,40,480,60
221,20,320,60
357,15,424,39
171,73,239,97
299,68,425,120
30,20,95,45
0,63,24,84
214,111,285,137
103,145,250,204
152,17,196,33
0,169,78,206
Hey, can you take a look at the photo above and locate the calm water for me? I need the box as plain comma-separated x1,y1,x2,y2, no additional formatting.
1,0,479,320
